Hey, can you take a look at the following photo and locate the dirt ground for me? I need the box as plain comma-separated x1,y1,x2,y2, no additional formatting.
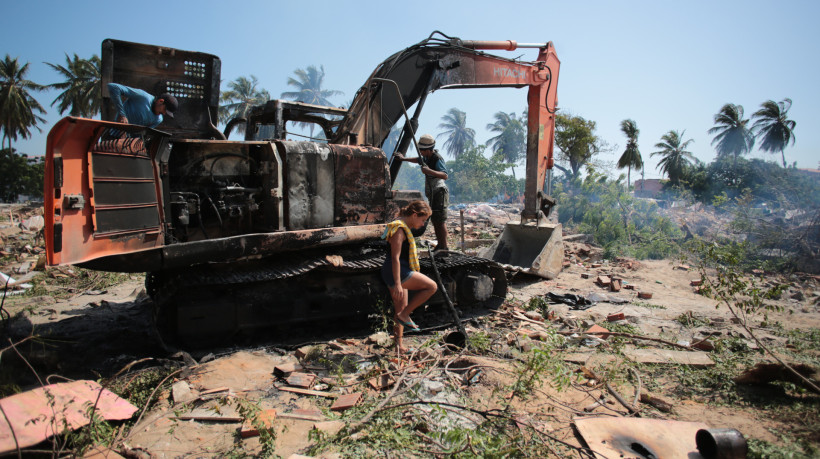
1,203,819,458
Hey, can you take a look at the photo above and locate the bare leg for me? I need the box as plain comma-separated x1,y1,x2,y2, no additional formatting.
392,288,408,353
433,221,449,251
396,273,437,322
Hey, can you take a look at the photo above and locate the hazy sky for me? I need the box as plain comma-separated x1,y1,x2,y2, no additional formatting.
3,0,818,180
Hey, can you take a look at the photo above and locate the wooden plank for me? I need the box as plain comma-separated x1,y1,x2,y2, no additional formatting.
277,386,337,398
574,416,708,459
623,348,714,367
278,409,326,422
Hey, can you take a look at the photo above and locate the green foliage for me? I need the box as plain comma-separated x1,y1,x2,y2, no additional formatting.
437,108,476,159
46,53,101,117
0,55,47,149
22,268,135,300
0,148,44,201
231,398,278,457
651,129,696,186
694,240,789,322
447,143,521,202
557,170,683,259
674,311,711,328
508,345,571,399
554,113,603,179
107,367,174,412
65,404,117,455
748,437,816,459
466,331,492,354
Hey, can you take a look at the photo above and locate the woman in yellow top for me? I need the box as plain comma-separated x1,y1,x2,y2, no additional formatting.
381,201,438,353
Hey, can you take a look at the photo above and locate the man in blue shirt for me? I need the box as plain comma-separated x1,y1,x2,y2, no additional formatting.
394,134,450,251
107,83,178,128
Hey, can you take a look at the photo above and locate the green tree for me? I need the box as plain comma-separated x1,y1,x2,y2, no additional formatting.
486,111,526,179
617,119,642,189
436,108,475,159
0,55,46,150
219,75,270,136
651,130,696,186
752,98,796,167
554,113,602,179
46,53,101,117
0,148,44,202
446,143,509,202
281,65,343,139
708,103,754,160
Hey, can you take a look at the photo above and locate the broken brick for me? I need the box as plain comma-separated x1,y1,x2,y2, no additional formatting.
368,374,395,391
607,312,625,322
596,276,611,287
581,273,590,279
273,362,303,378
690,279,702,286
591,263,602,268
286,372,316,389
610,279,622,292
330,392,362,412
585,325,610,339
623,284,635,290
294,346,313,360
677,264,690,271
638,292,653,299
240,409,277,438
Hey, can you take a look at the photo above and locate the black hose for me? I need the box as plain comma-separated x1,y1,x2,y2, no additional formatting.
425,245,467,339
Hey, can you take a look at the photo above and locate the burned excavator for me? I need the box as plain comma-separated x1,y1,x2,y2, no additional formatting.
43,32,562,345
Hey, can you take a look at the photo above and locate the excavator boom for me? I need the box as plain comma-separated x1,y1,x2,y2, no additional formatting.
332,31,560,222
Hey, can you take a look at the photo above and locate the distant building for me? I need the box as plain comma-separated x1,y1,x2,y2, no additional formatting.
795,168,820,183
633,179,664,198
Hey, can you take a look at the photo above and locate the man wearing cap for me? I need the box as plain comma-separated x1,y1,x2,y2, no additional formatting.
394,134,450,251
107,83,178,128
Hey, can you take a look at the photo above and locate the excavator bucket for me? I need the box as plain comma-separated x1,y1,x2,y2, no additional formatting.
480,222,563,279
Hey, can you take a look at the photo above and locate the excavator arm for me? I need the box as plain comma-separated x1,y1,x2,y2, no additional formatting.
332,31,560,222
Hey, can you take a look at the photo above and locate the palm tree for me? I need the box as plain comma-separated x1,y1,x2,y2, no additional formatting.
708,103,754,160
281,65,343,139
437,108,475,159
752,98,796,167
0,55,46,150
617,119,642,189
219,75,270,136
651,130,696,186
46,53,101,117
486,111,526,179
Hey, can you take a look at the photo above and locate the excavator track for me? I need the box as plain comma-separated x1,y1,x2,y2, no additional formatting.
145,244,507,347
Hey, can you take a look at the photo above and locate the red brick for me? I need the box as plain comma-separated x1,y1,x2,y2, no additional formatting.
623,284,635,290
596,276,611,287
607,312,625,322
240,409,277,438
591,263,602,268
637,292,653,299
286,372,316,389
330,392,363,412
610,279,622,292
690,279,702,286
581,273,590,279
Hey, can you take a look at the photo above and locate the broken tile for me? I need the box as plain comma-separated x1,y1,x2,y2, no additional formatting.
330,392,363,412
585,325,610,339
240,409,277,438
286,372,316,389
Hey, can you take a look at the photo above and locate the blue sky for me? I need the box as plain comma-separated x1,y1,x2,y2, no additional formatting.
3,0,818,180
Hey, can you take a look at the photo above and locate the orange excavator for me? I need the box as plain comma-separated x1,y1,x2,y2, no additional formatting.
43,32,562,344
